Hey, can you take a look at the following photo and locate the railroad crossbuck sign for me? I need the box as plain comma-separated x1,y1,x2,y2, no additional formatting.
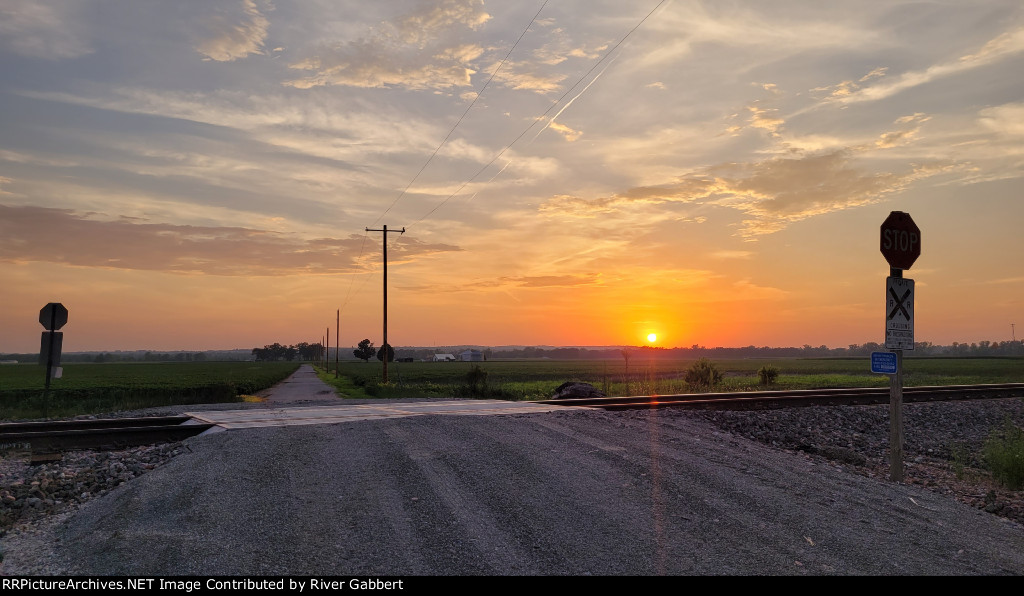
880,211,921,270
885,277,914,350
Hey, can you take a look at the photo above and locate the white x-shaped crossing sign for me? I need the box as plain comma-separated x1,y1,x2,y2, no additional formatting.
885,277,915,349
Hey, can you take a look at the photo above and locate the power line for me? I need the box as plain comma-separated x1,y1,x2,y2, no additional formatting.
372,0,551,225
337,229,371,317
408,0,671,227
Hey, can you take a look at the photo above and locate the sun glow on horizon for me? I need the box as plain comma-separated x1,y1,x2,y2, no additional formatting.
647,333,657,343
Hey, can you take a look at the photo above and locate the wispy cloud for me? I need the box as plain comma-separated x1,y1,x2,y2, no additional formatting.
283,0,492,91
541,149,951,239
0,205,460,275
0,0,94,59
194,0,271,62
978,102,1024,137
829,27,1024,105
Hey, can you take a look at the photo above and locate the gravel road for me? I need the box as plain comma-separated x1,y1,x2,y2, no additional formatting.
3,405,1023,575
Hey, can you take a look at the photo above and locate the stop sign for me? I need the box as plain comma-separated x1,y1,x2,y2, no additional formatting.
39,302,69,330
880,211,921,270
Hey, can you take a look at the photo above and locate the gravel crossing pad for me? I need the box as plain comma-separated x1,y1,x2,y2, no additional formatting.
4,407,1023,575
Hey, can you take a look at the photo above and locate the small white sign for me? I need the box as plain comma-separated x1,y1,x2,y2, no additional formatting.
885,277,914,350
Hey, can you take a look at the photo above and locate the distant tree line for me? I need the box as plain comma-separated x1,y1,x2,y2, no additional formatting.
421,340,1024,360
0,351,214,363
251,342,324,362
2,339,1021,365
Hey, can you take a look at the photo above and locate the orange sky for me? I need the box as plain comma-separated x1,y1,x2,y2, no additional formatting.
1,1,1022,352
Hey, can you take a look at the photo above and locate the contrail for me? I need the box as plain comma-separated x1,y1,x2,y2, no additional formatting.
531,53,620,143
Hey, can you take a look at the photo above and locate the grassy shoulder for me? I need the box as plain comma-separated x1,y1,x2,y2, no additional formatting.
312,365,374,399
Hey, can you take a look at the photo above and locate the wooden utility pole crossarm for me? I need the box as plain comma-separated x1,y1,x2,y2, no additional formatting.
365,225,405,383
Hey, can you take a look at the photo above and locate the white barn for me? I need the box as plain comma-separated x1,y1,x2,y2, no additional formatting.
432,353,457,362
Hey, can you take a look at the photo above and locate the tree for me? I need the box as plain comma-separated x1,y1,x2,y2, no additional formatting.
353,339,375,362
252,343,297,362
376,343,395,363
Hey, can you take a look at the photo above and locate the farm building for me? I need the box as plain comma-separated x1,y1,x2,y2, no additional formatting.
460,350,484,362
432,353,457,362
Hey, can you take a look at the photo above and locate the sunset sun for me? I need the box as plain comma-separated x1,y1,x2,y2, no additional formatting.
647,333,657,343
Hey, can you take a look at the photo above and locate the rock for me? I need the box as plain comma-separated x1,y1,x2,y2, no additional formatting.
552,382,606,400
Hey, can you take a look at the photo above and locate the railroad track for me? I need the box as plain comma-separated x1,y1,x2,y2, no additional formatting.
0,415,215,461
537,382,1024,411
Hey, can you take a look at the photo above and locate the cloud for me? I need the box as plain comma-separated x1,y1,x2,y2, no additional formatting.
0,205,460,275
395,0,491,45
530,29,607,66
283,0,492,91
710,250,753,260
485,61,567,93
638,4,877,69
400,272,602,294
194,0,271,62
285,41,482,90
731,279,788,300
0,0,94,59
541,149,944,238
547,121,582,142
500,274,601,288
830,26,1024,104
978,102,1024,137
747,104,785,136
20,87,452,163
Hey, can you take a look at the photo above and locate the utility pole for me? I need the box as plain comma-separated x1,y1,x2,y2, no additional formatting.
336,309,340,378
365,224,405,383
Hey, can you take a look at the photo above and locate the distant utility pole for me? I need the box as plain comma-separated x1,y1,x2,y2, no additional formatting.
336,309,340,378
365,224,405,383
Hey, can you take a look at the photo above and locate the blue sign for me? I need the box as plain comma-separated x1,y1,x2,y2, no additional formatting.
871,351,898,374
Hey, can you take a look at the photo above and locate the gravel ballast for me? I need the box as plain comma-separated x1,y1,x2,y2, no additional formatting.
2,397,1023,575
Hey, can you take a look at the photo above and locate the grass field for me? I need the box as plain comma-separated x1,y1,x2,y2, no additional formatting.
3,357,1021,420
318,356,1024,401
0,361,300,420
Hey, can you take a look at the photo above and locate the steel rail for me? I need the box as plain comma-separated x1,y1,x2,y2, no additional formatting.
0,415,215,454
537,382,1024,411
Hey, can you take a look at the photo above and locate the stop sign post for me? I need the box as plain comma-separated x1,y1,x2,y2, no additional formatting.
878,212,921,483
39,303,68,398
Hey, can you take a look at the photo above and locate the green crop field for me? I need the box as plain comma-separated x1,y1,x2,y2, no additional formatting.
318,356,1024,401
3,356,1021,420
0,361,300,420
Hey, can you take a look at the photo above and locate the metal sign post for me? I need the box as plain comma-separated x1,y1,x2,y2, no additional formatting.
879,212,920,482
38,302,69,418
886,269,908,482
